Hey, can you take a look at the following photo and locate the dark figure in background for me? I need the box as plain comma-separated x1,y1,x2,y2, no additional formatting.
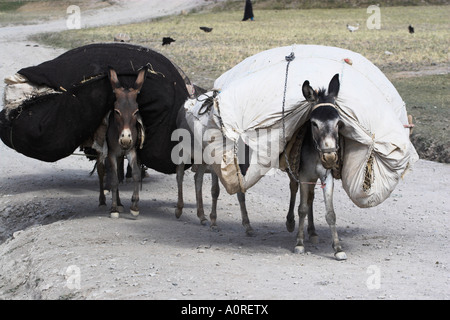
162,37,175,46
200,26,213,32
242,0,254,21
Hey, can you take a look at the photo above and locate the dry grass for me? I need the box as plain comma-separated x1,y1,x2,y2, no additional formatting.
22,5,450,162
215,0,449,10
32,6,449,89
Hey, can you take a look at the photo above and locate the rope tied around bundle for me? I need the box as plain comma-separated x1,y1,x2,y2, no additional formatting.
281,51,300,183
197,90,220,115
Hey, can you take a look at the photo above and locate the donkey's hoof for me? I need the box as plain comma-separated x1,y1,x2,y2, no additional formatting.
130,209,139,217
335,251,347,261
286,220,295,233
245,227,255,237
175,208,183,219
294,246,305,254
199,217,208,226
110,212,120,219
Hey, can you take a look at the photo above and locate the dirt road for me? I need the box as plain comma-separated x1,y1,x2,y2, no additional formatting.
0,0,449,300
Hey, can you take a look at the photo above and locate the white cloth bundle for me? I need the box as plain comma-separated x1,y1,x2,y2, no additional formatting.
184,45,418,207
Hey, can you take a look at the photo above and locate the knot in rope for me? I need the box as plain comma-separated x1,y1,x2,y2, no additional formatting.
285,52,295,62
198,90,219,115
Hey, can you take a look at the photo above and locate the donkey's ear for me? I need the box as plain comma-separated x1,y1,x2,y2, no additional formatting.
133,67,148,93
327,74,340,99
108,67,121,91
302,80,317,102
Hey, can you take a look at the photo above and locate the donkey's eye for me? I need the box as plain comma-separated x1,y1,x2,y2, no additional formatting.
311,121,319,128
114,109,121,116
132,109,140,117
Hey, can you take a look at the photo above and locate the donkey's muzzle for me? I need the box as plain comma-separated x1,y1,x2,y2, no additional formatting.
119,129,133,149
321,152,338,169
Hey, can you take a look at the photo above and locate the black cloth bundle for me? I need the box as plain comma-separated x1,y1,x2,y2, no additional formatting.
0,43,190,174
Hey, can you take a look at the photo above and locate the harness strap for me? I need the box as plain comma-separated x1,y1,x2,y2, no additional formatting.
311,102,338,111
320,147,339,153
311,102,340,154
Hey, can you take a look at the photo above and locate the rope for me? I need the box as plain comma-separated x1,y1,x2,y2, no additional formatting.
144,62,165,78
197,90,219,115
281,51,300,183
281,52,330,189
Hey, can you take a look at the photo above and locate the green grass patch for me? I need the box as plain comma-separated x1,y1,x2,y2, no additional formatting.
0,2,25,12
393,74,450,162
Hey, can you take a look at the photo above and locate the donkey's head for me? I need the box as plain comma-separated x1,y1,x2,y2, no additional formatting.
302,74,342,169
108,67,146,150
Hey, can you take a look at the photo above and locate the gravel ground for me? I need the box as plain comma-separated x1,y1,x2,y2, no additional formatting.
0,0,449,301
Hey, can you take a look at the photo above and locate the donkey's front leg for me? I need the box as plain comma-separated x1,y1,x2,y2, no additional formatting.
210,170,220,230
194,164,208,225
175,164,185,219
128,150,140,217
237,192,254,236
97,159,106,207
294,182,315,254
286,177,298,233
108,155,121,219
322,172,347,261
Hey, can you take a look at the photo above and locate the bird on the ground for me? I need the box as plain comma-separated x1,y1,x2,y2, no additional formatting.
162,37,175,46
346,23,359,32
408,25,415,34
199,26,213,33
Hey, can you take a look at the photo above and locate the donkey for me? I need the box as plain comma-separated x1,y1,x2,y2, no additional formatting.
104,67,147,219
285,74,347,260
174,103,254,236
